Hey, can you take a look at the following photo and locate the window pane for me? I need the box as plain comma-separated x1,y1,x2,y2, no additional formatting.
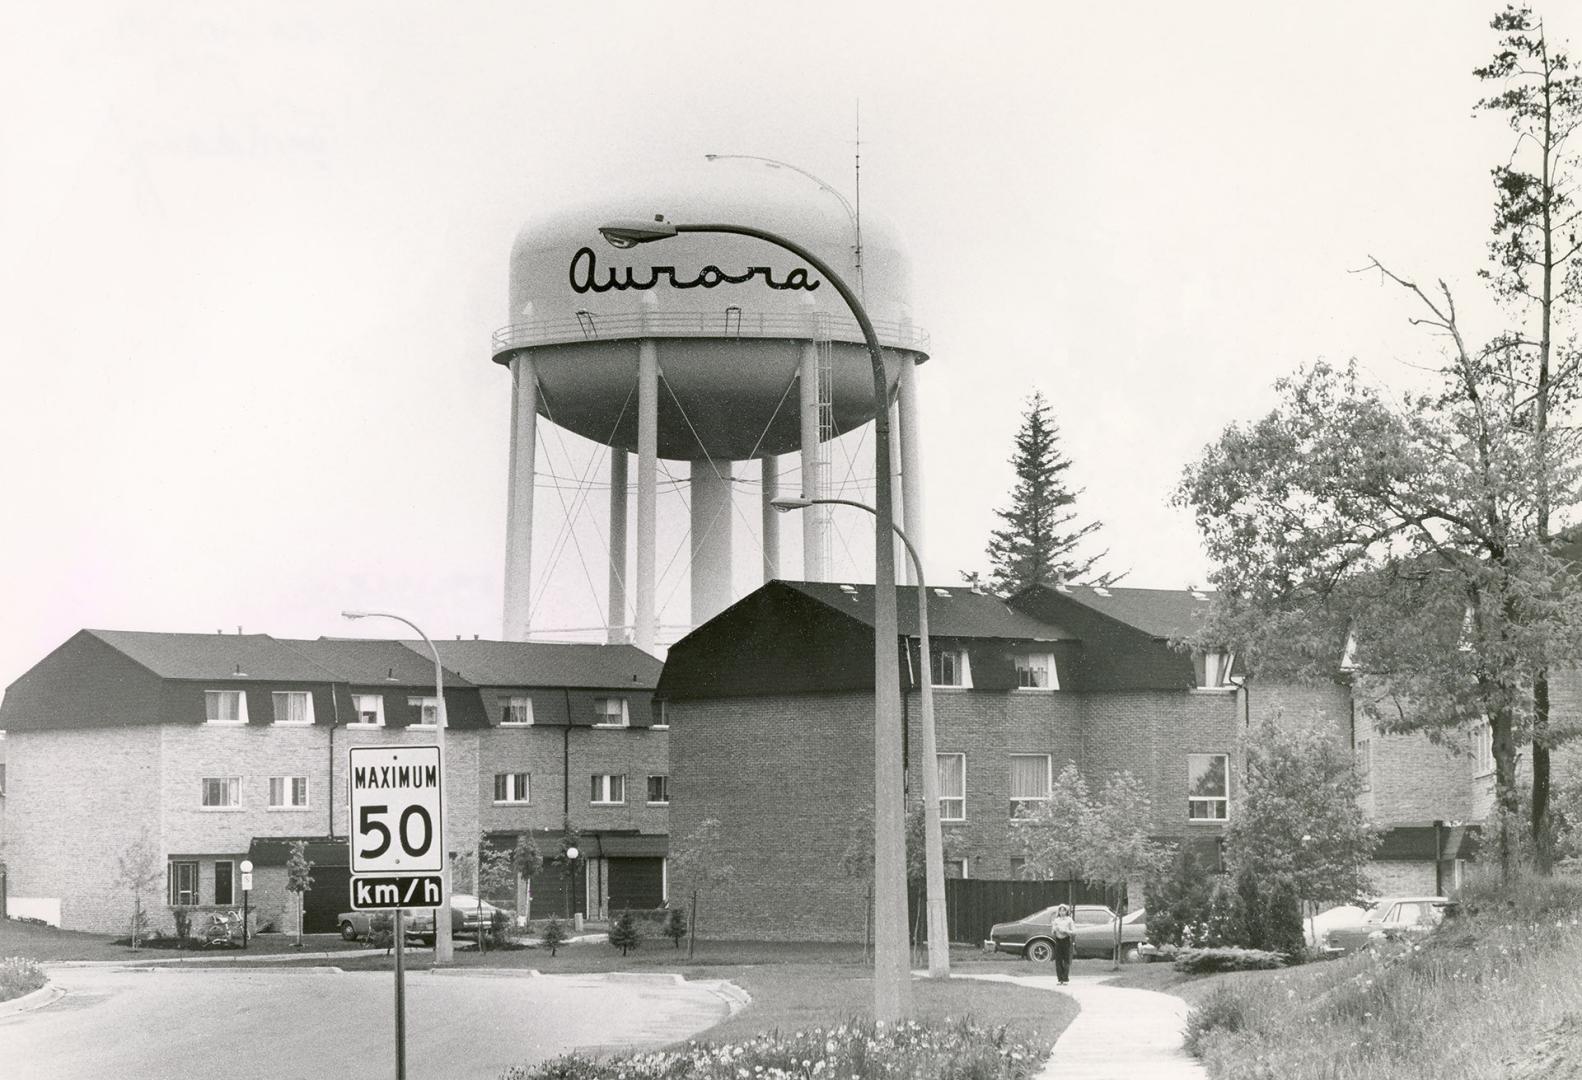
502,696,532,724
207,691,239,722
1188,755,1227,798
1009,756,1050,800
273,692,308,724
215,862,234,906
931,651,958,686
292,777,307,805
937,754,964,798
610,775,624,802
269,777,284,806
648,775,669,803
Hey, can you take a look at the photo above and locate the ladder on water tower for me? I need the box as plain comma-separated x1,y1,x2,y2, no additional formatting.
816,329,836,575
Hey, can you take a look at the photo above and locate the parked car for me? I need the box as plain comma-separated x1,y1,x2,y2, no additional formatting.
450,894,506,935
1304,904,1369,950
337,909,424,942
987,904,1149,963
1321,896,1453,956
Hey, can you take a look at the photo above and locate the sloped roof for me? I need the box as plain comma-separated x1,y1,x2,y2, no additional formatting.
779,581,1072,641
424,639,661,689
87,629,341,682
281,638,472,688
1045,585,1213,640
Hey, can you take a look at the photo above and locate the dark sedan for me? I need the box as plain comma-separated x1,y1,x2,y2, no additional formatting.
986,904,1148,962
1322,896,1452,956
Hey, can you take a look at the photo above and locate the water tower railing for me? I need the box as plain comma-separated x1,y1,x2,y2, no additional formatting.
491,311,929,358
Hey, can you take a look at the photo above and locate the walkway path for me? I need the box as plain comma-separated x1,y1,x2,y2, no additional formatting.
953,971,1206,1080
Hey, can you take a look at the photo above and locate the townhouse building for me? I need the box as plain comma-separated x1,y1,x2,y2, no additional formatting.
0,629,665,934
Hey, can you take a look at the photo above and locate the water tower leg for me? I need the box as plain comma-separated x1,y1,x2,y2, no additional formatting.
898,357,924,586
760,457,780,582
608,449,629,644
799,340,829,581
690,460,734,626
635,341,658,654
889,393,908,583
503,352,538,641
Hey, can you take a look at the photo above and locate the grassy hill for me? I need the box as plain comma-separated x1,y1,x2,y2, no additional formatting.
1159,873,1582,1080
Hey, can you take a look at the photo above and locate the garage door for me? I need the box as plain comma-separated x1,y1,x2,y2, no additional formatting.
528,867,587,920
304,865,352,934
607,857,664,910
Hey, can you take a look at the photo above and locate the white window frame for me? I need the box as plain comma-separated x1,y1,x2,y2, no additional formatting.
271,690,315,726
593,697,630,727
493,772,530,804
407,696,439,729
590,773,626,805
201,776,242,810
349,694,385,727
169,860,200,906
205,690,248,726
938,753,966,821
652,701,669,729
1009,753,1052,817
945,857,970,879
268,775,310,810
1473,720,1495,777
1197,650,1236,691
931,649,973,689
1013,653,1058,690
647,774,670,805
500,695,534,726
1187,753,1229,822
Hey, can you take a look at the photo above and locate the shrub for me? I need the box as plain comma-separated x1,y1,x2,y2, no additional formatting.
368,913,395,955
1184,985,1248,1056
1173,946,1287,974
663,907,687,949
1145,845,1217,946
541,917,568,956
500,1017,1052,1080
487,909,515,949
171,906,193,947
0,958,46,1003
608,911,641,956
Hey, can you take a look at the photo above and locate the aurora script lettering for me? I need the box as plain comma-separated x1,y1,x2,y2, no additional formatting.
569,246,821,294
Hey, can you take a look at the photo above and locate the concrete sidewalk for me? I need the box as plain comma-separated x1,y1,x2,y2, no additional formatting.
953,971,1206,1080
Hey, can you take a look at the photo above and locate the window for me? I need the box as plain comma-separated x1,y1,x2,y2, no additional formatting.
1473,721,1495,777
647,775,670,804
271,691,313,725
938,753,966,821
168,860,199,906
205,690,247,725
493,772,530,804
1355,738,1373,792
593,697,629,727
214,861,234,906
350,694,384,726
1198,650,1235,689
1009,856,1028,879
1075,907,1112,926
407,696,439,727
1187,754,1229,821
500,695,533,726
652,701,669,729
945,858,969,879
201,777,241,809
268,776,309,809
591,773,626,804
931,650,971,688
1009,754,1052,817
1014,654,1057,689
0,762,6,796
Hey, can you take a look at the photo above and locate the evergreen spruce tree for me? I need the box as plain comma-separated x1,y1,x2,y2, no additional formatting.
608,911,641,956
981,392,1115,594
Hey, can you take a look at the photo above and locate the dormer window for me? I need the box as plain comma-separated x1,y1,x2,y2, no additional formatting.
594,697,629,727
205,690,248,725
407,696,439,727
350,694,385,727
930,649,972,688
1014,654,1057,690
1198,650,1235,689
271,691,314,726
500,695,534,726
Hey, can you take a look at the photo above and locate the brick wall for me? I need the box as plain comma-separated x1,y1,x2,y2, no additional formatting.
1353,716,1472,825
669,692,873,942
1368,860,1438,897
6,727,162,932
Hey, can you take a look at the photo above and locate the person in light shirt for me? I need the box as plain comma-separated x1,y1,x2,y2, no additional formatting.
1050,904,1076,984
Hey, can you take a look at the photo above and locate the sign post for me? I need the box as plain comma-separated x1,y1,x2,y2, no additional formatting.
349,745,444,1080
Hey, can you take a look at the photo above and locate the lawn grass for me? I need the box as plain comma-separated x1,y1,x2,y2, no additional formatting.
1157,872,1582,1080
0,918,374,962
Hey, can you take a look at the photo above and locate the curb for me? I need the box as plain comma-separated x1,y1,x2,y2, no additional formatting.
0,982,64,1019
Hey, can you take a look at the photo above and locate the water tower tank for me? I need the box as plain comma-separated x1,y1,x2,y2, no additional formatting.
493,160,930,650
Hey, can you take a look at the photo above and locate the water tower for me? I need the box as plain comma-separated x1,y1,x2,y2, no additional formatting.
492,160,930,652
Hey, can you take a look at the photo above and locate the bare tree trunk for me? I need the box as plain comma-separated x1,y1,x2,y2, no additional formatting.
687,890,698,960
1493,708,1521,884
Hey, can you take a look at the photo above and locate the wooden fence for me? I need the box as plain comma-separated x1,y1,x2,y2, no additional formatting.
909,878,1112,945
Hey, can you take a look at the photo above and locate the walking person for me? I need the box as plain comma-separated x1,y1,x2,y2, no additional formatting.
1050,904,1075,984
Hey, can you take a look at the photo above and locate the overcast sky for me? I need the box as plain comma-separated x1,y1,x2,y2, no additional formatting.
0,1,1556,687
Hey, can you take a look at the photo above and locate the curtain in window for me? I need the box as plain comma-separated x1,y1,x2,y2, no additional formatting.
273,692,307,723
207,692,239,722
1009,756,1050,800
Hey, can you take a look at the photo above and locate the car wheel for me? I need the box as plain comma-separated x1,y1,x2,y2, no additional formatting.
1120,944,1142,964
340,921,358,942
1025,939,1055,963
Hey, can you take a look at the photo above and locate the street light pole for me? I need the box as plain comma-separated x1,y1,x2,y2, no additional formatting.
597,216,911,1019
342,610,455,966
772,495,949,977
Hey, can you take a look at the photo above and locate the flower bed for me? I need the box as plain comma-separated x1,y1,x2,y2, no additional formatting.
501,1018,1051,1080
0,957,46,1003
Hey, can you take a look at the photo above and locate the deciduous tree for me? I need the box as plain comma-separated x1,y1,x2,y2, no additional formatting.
285,841,314,948
668,818,735,958
115,826,162,948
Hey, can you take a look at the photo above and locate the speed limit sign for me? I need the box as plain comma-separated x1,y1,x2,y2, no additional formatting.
348,745,444,875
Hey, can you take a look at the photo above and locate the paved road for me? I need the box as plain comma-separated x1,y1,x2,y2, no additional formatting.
1,965,736,1080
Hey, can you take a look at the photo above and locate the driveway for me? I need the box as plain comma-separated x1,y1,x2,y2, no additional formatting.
0,964,737,1080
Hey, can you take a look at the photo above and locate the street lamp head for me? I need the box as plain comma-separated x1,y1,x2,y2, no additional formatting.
341,610,369,620
565,846,580,862
598,216,677,249
770,495,814,513
240,860,254,874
